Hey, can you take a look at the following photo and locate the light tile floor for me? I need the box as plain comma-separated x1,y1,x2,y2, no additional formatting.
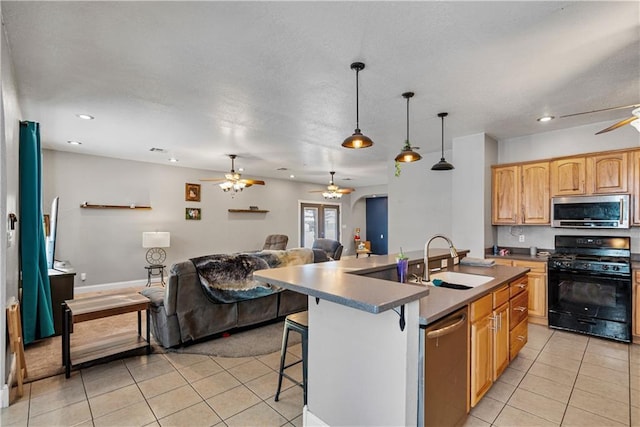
466,324,640,427
2,324,639,426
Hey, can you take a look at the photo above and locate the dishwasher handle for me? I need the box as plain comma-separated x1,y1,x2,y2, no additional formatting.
426,314,467,339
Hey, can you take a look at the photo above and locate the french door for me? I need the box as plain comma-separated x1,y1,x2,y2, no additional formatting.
300,202,340,248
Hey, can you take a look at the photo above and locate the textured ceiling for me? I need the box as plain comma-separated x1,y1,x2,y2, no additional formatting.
2,1,639,187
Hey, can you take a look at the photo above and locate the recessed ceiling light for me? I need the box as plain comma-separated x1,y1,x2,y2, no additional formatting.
168,157,178,163
290,174,295,179
238,168,244,172
537,115,555,122
76,114,94,120
67,140,82,145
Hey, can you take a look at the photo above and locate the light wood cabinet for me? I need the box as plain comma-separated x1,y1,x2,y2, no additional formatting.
587,152,629,194
633,151,640,226
470,294,493,407
492,162,549,225
512,260,547,325
489,258,547,325
492,302,509,380
550,157,586,196
492,165,520,224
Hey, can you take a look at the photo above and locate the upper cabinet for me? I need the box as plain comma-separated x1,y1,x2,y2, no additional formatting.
550,157,586,196
492,166,520,224
492,162,549,225
521,162,550,224
550,151,629,196
587,152,629,194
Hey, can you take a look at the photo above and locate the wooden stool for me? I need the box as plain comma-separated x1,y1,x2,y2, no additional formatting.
275,311,308,405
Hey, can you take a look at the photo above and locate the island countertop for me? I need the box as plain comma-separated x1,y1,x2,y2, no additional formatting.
254,249,529,324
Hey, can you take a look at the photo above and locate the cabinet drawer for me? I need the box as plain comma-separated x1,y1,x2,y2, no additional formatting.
510,290,529,328
510,318,528,360
513,260,546,273
470,294,493,323
492,258,514,267
493,285,510,309
509,275,528,298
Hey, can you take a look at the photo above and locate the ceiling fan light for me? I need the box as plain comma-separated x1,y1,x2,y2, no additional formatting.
323,191,342,200
630,119,640,132
342,129,373,149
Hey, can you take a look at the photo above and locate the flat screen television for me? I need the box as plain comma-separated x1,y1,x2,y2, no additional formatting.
45,196,59,269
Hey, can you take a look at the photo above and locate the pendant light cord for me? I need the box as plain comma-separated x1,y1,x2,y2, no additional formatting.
440,114,445,158
406,96,410,143
355,68,360,130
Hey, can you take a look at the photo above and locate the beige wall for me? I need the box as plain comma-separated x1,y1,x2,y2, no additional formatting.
42,150,356,288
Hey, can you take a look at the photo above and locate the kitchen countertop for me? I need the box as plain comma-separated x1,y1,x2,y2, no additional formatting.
254,249,529,325
486,253,549,262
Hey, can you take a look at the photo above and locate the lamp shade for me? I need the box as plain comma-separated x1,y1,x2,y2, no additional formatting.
142,232,170,248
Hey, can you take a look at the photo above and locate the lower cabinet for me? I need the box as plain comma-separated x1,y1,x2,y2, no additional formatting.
470,275,529,408
470,294,493,407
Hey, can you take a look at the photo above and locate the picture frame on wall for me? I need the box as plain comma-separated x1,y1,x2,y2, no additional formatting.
185,207,201,220
185,183,201,202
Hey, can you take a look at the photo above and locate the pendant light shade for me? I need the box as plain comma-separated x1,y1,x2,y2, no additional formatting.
431,112,454,171
342,62,374,149
395,92,422,163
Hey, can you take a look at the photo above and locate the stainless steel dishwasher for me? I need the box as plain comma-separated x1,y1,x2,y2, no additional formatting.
418,306,468,426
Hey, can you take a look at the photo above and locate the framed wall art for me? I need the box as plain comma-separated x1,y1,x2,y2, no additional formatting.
185,207,201,220
185,183,201,202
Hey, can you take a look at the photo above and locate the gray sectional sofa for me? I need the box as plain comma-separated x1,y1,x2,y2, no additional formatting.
141,248,315,348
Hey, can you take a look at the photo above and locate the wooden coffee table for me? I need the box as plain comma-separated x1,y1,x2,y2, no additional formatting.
62,293,151,378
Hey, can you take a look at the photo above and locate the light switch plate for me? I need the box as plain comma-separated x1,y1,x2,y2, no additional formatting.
519,235,525,243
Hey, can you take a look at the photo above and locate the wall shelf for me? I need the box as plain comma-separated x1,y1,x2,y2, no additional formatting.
80,203,151,210
228,209,269,213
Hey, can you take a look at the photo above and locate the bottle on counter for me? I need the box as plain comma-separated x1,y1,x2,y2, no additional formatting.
493,245,498,256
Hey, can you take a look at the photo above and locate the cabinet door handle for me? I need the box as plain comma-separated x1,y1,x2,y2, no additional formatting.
517,283,527,289
489,315,497,331
517,335,526,342
514,306,527,312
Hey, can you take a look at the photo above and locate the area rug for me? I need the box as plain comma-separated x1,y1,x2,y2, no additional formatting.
23,312,299,383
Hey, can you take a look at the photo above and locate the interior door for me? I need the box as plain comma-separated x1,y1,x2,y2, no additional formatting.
300,203,340,248
366,197,388,255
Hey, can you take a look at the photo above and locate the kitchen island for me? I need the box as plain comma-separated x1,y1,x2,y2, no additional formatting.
254,249,529,426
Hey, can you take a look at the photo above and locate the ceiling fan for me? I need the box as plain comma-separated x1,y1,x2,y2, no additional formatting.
309,171,355,199
200,154,265,193
540,104,640,135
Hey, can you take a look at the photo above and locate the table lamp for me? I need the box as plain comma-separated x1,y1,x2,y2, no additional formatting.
142,232,170,265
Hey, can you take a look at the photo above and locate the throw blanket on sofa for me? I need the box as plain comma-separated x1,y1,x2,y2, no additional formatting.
191,249,313,304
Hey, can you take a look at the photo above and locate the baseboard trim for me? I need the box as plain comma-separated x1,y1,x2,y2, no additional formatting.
74,278,160,294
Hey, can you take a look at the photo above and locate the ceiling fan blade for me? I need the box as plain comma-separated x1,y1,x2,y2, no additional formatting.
559,104,640,119
241,179,265,185
595,116,636,135
337,188,355,194
199,177,226,182
309,189,326,193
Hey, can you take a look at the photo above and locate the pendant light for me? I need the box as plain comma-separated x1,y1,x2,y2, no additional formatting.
395,92,422,163
342,62,374,149
431,112,454,170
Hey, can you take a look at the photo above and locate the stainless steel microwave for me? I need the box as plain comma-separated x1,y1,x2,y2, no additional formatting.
551,194,630,229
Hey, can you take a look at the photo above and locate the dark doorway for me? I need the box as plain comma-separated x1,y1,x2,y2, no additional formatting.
366,197,388,255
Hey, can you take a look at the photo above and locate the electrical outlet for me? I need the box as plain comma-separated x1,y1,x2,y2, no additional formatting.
519,235,525,243
80,273,87,281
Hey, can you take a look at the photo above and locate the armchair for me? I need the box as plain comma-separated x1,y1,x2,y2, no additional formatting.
263,234,288,250
312,238,343,261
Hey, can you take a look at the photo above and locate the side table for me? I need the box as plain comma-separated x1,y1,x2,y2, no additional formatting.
145,264,166,286
62,293,151,378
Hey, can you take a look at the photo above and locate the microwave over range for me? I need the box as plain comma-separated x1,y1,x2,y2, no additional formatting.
551,194,630,229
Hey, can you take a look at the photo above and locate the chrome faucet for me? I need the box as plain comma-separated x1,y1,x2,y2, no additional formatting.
423,234,459,282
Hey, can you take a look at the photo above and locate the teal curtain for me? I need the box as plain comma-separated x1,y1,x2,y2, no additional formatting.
19,121,54,344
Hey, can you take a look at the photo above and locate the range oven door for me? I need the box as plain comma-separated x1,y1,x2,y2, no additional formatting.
548,268,631,342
